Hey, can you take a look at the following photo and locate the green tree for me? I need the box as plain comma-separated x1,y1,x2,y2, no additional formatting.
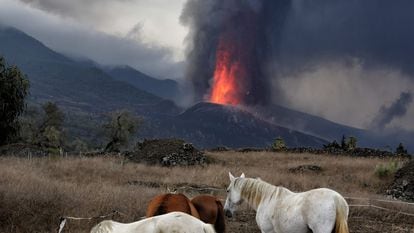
19,105,42,144
323,140,341,149
341,135,347,149
104,111,141,152
38,102,65,148
71,138,89,153
0,57,29,145
395,143,407,155
346,136,357,150
272,137,287,151
39,102,64,132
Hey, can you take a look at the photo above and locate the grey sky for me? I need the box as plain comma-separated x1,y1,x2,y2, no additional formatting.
0,0,187,79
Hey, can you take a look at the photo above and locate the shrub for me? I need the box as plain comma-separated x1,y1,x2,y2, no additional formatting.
272,137,287,151
375,161,400,178
103,110,142,152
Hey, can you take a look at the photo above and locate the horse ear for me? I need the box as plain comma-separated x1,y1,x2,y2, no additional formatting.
240,173,245,178
229,172,235,181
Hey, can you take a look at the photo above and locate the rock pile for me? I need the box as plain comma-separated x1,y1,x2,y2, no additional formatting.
288,165,323,174
387,160,414,202
125,139,209,166
280,147,410,158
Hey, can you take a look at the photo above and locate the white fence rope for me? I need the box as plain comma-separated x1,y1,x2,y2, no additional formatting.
56,197,414,232
348,204,414,217
57,210,128,233
345,196,414,217
345,196,414,206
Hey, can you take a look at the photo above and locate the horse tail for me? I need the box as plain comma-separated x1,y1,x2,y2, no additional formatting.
203,224,217,233
214,199,226,233
333,195,349,233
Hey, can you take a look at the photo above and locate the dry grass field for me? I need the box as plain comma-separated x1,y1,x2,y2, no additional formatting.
0,151,413,233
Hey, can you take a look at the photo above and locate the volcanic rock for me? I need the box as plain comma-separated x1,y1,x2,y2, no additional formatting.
387,160,414,201
288,165,323,174
124,138,208,166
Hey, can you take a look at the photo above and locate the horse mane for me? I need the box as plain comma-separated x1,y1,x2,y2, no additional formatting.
236,177,279,209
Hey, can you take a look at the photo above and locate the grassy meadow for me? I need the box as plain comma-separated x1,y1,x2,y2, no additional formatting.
0,152,412,233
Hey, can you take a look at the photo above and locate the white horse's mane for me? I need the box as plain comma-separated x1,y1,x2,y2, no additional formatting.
235,177,281,209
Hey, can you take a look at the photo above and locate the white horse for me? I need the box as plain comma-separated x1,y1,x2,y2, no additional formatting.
224,172,349,233
90,211,216,233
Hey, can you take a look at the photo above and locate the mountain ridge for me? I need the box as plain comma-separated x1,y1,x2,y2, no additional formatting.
0,26,180,116
105,65,180,101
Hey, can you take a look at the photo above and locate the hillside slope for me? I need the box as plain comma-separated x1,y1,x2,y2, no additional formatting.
141,102,328,148
105,66,180,101
0,27,179,116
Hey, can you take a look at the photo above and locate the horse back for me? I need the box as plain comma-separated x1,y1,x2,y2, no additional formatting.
191,195,226,233
146,193,200,219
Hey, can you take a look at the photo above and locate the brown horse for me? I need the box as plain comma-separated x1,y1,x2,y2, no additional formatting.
191,195,226,233
145,193,200,219
146,193,226,233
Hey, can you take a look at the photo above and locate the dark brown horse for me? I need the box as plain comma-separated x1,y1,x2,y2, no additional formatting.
191,195,226,233
145,193,200,219
146,193,226,233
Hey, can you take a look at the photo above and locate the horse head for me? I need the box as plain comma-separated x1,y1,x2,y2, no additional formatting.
223,172,245,218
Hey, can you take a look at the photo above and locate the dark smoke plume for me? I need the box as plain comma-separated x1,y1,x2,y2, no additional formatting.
180,0,290,105
370,92,413,130
181,0,414,107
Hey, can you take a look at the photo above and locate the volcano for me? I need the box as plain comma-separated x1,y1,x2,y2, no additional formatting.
139,101,414,151
141,102,327,149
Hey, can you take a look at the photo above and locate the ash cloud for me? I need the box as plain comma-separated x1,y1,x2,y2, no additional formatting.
275,0,414,76
370,92,413,130
180,0,290,105
182,0,414,129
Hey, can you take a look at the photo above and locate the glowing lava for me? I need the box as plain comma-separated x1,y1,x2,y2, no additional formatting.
209,38,246,105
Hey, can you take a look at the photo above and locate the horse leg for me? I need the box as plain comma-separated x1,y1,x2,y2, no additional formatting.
310,228,331,233
308,223,335,233
255,214,275,233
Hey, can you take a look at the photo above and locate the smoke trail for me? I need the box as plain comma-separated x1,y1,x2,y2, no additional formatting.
370,92,413,130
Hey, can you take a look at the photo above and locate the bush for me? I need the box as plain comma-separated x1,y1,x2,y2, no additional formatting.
272,137,287,151
103,111,142,152
375,161,400,178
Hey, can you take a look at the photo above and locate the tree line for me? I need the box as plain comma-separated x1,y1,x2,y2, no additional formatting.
0,56,140,153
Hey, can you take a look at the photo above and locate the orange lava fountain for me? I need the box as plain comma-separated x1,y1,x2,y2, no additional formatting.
209,38,245,105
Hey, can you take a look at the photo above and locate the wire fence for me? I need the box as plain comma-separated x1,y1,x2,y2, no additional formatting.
56,197,414,232
345,196,414,217
57,210,129,233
